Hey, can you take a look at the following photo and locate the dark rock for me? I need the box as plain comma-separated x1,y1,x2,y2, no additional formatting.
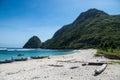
23,36,41,48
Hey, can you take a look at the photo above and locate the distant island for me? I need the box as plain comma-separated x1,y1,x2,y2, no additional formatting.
23,8,120,59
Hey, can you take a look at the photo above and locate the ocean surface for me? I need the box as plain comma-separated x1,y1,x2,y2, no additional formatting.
0,48,73,61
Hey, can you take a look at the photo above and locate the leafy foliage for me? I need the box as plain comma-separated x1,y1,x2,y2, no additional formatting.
23,36,41,48
41,8,120,49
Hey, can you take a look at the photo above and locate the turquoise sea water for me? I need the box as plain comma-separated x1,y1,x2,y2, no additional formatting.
0,48,73,61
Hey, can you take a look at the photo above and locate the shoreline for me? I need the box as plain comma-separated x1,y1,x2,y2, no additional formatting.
0,48,73,61
0,49,120,80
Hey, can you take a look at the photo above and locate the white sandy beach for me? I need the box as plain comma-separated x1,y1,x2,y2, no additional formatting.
0,49,120,80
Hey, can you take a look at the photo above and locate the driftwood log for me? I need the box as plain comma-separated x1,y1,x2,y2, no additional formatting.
82,62,106,66
88,62,106,65
48,64,63,67
94,63,108,76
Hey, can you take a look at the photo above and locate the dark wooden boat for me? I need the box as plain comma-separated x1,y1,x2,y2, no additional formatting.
14,58,28,61
30,56,49,59
17,54,24,56
0,59,13,64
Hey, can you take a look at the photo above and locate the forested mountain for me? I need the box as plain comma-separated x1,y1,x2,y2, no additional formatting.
41,8,120,49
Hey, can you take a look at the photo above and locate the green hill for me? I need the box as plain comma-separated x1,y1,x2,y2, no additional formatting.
41,8,120,49
23,36,41,48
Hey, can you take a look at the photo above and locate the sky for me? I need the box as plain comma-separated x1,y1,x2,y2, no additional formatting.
0,0,120,48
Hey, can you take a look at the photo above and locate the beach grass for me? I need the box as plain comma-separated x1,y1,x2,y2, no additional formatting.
108,61,120,64
97,49,120,60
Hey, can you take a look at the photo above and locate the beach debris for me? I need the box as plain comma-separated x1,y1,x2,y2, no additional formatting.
6,71,20,75
82,63,87,66
70,66,79,69
48,64,63,67
94,63,108,76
